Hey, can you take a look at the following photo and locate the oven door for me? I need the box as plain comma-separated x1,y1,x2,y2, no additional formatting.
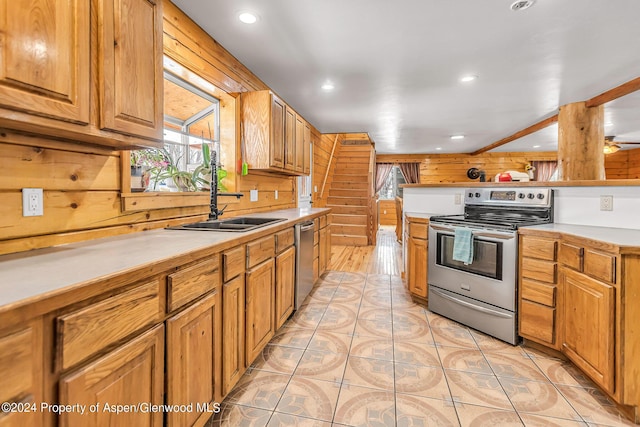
428,223,517,310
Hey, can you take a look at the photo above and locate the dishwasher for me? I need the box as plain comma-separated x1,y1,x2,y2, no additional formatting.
295,221,315,309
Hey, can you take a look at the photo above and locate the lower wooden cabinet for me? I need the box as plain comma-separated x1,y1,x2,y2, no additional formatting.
245,259,275,364
58,325,164,427
406,217,428,300
166,291,222,427
275,246,295,329
222,275,245,397
562,267,615,394
0,320,43,427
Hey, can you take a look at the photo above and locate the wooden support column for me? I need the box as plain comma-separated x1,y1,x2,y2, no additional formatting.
557,101,605,180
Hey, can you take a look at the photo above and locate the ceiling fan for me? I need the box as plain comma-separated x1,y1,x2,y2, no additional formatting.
603,136,640,154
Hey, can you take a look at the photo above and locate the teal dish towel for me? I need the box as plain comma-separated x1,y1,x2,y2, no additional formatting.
452,227,474,265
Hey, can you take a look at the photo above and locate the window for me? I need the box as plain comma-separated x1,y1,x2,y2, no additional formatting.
379,166,406,200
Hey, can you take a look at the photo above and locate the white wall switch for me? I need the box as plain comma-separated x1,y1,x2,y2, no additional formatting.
274,190,278,200
600,195,613,211
250,189,258,202
22,188,44,216
314,185,318,193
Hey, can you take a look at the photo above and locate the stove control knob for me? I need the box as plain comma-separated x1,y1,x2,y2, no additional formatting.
527,193,535,199
537,193,545,200
518,193,525,199
475,192,481,198
468,192,474,198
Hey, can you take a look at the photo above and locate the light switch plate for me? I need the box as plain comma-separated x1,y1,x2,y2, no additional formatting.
250,189,258,202
274,190,278,200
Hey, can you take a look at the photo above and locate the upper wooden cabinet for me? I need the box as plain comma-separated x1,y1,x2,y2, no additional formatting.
0,0,163,149
241,90,310,176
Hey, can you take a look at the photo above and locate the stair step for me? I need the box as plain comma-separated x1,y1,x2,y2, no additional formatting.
327,196,368,206
326,205,368,216
332,214,368,225
332,174,369,182
329,188,368,198
331,234,369,246
331,224,367,236
331,181,369,190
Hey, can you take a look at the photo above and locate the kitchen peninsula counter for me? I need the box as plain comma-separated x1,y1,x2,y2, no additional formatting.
520,223,640,253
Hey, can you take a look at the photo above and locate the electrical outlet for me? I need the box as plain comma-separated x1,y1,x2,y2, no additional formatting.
600,195,613,211
22,188,44,216
274,190,278,200
250,189,258,202
314,185,318,193
454,193,462,205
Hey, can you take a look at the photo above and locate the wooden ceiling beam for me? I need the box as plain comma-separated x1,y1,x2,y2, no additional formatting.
585,76,640,107
470,115,558,155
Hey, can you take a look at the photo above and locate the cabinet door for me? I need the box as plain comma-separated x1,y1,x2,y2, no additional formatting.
303,123,311,175
98,0,163,140
562,268,615,393
319,225,328,273
294,115,305,173
284,106,296,171
59,325,164,427
166,291,221,427
275,246,296,329
270,95,285,168
246,259,275,364
222,275,245,397
408,235,428,299
0,0,89,123
0,321,43,427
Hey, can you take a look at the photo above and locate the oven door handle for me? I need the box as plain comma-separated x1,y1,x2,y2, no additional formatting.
430,288,513,319
429,224,515,240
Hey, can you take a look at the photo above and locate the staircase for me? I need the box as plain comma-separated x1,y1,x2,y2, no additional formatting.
327,144,374,246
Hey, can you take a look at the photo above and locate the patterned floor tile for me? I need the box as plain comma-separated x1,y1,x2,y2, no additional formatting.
357,306,392,323
392,312,431,342
484,352,548,382
364,274,391,287
519,413,589,426
343,356,395,391
395,394,458,427
394,341,440,367
499,377,583,422
206,403,273,427
316,303,358,335
531,357,598,388
445,369,513,410
470,330,529,357
294,349,348,383
431,325,480,349
224,370,292,411
556,385,636,426
267,413,332,426
426,311,465,329
349,336,394,361
270,327,315,349
251,345,305,375
307,330,353,354
274,377,341,422
333,384,395,426
437,346,493,374
339,272,367,285
352,317,393,339
395,362,450,400
331,286,363,304
454,402,524,426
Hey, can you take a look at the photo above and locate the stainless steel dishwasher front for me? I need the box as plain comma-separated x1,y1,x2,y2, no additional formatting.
295,220,315,309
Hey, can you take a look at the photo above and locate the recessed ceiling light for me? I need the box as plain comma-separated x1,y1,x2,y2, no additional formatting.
238,12,258,24
450,135,465,140
533,145,541,148
510,0,535,11
460,75,478,83
321,82,334,91
435,147,442,151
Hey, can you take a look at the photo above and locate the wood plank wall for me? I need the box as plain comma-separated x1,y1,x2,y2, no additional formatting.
378,200,396,225
605,148,640,179
313,133,345,208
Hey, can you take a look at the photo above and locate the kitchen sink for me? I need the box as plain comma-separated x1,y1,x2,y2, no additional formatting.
167,217,286,232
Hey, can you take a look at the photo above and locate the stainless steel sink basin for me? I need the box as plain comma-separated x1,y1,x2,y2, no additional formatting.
167,217,286,232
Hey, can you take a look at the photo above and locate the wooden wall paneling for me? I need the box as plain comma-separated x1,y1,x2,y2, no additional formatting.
627,148,640,179
379,200,396,226
604,151,630,179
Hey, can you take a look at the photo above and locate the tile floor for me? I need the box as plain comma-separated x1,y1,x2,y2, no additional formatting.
208,271,635,426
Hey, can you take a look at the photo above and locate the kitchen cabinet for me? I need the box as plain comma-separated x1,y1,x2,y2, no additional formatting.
0,0,163,149
303,122,311,175
518,234,560,349
166,291,222,427
275,228,296,329
221,245,246,396
241,90,310,175
0,320,44,427
59,325,164,427
406,216,428,301
318,216,330,274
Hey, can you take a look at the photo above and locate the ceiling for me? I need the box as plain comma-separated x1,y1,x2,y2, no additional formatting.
172,0,640,154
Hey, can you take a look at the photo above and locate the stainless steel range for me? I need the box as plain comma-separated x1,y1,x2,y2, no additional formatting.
428,188,553,344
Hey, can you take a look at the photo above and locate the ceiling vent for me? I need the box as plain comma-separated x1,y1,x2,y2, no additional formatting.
510,0,535,11
342,140,370,145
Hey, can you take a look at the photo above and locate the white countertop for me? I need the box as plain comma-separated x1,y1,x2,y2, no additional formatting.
520,223,640,248
0,208,329,312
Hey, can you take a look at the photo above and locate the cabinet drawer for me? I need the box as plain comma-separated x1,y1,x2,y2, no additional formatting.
223,245,246,282
275,228,295,253
319,215,327,228
247,235,275,269
584,250,616,284
409,222,428,240
559,243,583,271
521,279,556,307
0,328,34,403
167,257,220,312
521,236,557,261
56,280,162,370
521,257,557,284
520,300,556,345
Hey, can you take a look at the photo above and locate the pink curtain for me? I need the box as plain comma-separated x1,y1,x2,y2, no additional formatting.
375,163,394,193
399,162,421,184
532,161,557,181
